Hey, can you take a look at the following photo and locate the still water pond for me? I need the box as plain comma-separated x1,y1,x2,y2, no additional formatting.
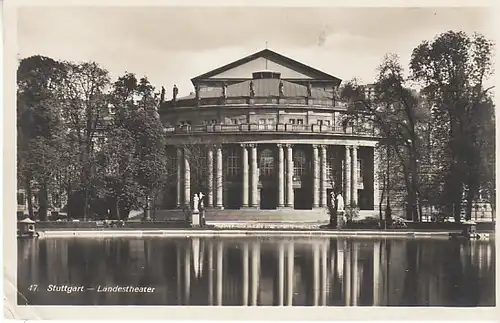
18,237,495,306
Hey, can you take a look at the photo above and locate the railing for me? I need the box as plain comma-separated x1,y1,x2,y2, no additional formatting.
165,123,377,137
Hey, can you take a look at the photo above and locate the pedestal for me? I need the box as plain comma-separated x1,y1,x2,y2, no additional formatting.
191,211,200,227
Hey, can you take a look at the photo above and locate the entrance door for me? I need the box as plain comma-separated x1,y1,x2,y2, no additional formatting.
260,187,277,209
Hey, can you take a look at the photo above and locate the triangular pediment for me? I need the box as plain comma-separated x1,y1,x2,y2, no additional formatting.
191,49,341,84
208,57,313,79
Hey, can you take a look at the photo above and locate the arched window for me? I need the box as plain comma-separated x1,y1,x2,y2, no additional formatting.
294,149,307,177
259,149,274,177
225,147,240,177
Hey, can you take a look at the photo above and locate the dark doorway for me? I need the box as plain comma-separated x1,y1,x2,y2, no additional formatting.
224,185,242,209
162,186,177,209
294,188,312,209
260,187,277,209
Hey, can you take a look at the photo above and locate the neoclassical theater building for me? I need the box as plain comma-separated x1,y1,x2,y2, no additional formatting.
158,49,380,216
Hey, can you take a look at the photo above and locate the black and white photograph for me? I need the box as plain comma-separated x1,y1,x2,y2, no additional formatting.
2,0,498,320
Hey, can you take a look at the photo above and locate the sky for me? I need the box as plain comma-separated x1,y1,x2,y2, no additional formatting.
17,6,495,97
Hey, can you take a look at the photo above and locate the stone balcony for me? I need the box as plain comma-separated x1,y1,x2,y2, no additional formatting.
164,123,378,137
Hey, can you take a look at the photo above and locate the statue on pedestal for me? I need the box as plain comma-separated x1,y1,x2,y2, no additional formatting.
193,194,200,213
279,80,284,96
249,81,255,97
172,85,179,101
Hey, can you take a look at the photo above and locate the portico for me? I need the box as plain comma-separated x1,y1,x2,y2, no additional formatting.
167,141,376,212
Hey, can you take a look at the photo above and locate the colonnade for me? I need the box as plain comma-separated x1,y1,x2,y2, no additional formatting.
176,240,385,306
176,143,368,209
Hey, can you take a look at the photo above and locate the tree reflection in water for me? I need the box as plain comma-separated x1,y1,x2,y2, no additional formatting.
17,237,495,306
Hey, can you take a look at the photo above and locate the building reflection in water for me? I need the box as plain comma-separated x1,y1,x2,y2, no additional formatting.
17,237,495,306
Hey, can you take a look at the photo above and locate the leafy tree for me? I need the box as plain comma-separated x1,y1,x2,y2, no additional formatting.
58,61,111,220
410,31,495,222
98,74,167,220
341,54,429,223
17,55,67,220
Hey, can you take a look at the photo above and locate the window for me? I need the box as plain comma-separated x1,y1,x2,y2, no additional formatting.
324,120,331,126
289,119,296,124
267,118,274,124
317,120,323,126
296,119,304,125
357,159,363,182
212,119,218,124
259,119,266,125
259,149,275,178
231,119,238,125
294,149,307,177
17,193,25,206
225,147,240,177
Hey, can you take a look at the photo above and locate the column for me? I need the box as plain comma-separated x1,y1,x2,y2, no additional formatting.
313,243,320,306
312,145,320,208
320,145,328,207
286,243,294,306
250,144,259,207
242,144,249,207
344,146,352,207
184,147,191,207
286,144,294,208
278,144,285,208
208,242,214,305
373,147,380,211
373,240,380,306
176,147,182,207
207,147,214,207
243,243,249,306
321,242,328,306
176,245,182,303
345,245,351,306
352,146,358,207
184,246,191,305
216,146,223,208
278,242,285,306
251,242,260,306
352,242,359,306
216,242,223,305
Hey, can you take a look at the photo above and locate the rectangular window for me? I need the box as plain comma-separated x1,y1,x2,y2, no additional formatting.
212,119,217,124
267,118,274,124
259,119,266,124
289,119,295,124
17,193,25,206
317,120,323,126
231,119,238,124
324,120,331,126
297,119,304,125
358,159,363,182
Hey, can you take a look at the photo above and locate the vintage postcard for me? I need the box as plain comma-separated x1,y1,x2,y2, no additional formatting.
2,0,498,321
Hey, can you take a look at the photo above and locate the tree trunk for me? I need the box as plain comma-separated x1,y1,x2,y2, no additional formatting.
115,198,120,221
38,181,49,221
379,174,386,225
464,185,475,221
25,178,34,219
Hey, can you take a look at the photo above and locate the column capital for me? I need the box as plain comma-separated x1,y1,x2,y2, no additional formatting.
312,144,319,149
240,143,249,148
277,143,284,148
248,143,257,148
285,144,293,149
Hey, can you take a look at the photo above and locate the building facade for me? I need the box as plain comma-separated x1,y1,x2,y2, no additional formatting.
159,49,380,214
